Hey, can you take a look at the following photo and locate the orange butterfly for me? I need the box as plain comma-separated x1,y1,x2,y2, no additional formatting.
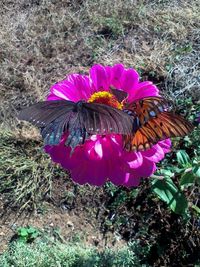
111,89,194,152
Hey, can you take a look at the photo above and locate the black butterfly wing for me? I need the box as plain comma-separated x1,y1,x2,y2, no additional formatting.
18,100,74,127
18,100,75,145
18,100,134,150
40,112,74,145
81,102,134,135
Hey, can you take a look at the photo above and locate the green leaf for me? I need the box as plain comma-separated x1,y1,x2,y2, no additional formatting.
156,169,174,177
180,172,195,188
27,227,37,234
151,177,188,215
17,228,28,237
192,205,200,214
176,150,191,167
193,165,200,178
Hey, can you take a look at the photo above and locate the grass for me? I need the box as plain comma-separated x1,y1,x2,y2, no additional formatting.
0,126,67,211
0,234,138,267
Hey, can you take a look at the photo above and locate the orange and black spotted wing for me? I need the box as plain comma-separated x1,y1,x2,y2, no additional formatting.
124,111,194,152
123,96,171,127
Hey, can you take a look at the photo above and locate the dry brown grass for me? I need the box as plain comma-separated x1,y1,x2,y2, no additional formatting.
0,126,66,212
0,0,199,124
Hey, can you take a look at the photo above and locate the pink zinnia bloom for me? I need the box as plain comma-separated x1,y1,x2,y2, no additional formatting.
45,64,171,187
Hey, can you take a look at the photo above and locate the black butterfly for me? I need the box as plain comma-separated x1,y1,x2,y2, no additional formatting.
18,96,134,151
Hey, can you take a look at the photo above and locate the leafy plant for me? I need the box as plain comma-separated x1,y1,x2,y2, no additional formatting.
151,176,188,215
105,183,139,209
152,147,200,216
16,226,40,243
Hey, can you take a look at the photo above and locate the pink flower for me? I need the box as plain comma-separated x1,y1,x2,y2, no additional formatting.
45,64,171,187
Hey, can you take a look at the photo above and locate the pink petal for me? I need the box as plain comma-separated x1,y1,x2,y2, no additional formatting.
83,139,103,160
129,81,159,102
123,151,143,169
47,93,64,101
101,135,122,158
158,139,172,153
67,74,92,100
71,159,107,186
130,158,156,178
110,64,125,88
120,68,139,94
104,66,112,82
47,74,92,102
48,81,81,102
109,167,131,186
90,64,110,91
122,173,142,187
94,140,103,159
105,154,130,185
141,144,165,163
70,162,91,185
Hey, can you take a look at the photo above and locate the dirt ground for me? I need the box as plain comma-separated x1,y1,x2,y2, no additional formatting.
0,180,126,254
0,202,126,253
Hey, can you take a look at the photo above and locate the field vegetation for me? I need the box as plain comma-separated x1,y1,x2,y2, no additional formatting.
0,0,200,266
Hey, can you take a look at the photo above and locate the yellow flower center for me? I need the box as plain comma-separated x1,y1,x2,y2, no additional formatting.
88,91,123,109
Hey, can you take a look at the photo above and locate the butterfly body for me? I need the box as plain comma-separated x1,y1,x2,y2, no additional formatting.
18,89,193,152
